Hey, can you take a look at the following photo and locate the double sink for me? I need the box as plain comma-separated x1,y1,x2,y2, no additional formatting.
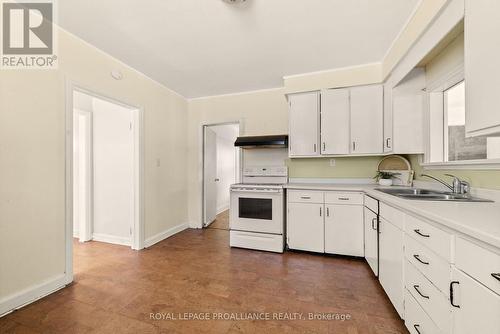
375,188,493,202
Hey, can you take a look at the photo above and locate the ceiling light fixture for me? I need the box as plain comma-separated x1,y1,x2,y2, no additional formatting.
222,0,247,4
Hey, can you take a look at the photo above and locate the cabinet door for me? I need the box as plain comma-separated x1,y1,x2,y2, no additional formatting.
379,217,404,318
288,92,320,156
364,207,378,276
451,267,500,334
324,205,363,256
350,85,384,154
287,202,324,253
465,0,500,136
383,84,393,153
320,89,350,155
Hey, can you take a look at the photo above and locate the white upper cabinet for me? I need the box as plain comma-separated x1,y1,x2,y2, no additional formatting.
465,0,500,136
383,85,393,153
391,68,426,154
320,89,350,155
350,85,384,154
288,92,320,157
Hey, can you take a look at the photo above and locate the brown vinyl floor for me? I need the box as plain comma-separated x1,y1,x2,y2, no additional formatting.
207,210,229,230
0,228,408,334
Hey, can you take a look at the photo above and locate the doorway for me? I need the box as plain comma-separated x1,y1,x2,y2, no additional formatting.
202,122,240,230
72,88,143,249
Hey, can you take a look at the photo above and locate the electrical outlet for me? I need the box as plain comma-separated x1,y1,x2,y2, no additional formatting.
329,159,336,167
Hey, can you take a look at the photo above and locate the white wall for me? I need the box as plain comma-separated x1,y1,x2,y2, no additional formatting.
210,124,238,214
0,27,189,313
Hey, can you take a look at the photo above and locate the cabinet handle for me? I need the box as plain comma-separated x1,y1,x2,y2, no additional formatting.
450,281,460,308
492,273,500,282
323,142,326,151
314,143,317,152
413,324,422,334
300,196,311,199
319,206,322,217
413,254,429,265
371,218,377,230
352,141,356,151
414,229,430,238
386,138,391,149
326,207,330,217
338,197,350,201
413,285,430,299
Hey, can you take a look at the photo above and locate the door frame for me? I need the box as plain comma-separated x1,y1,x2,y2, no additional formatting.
65,81,145,282
200,121,243,228
74,109,93,242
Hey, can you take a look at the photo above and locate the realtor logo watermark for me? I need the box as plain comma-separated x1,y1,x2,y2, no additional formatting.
1,0,58,69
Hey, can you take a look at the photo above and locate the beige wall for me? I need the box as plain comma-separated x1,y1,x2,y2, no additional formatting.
0,28,189,302
284,63,382,94
382,0,449,78
425,31,464,86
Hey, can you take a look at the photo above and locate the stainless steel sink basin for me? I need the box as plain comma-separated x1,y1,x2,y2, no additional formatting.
375,188,493,202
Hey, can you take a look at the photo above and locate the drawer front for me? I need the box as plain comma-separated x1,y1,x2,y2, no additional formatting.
405,260,451,333
405,235,451,294
455,237,500,295
405,289,443,334
405,214,452,262
324,192,363,205
380,202,405,229
230,231,284,253
287,190,324,204
364,195,378,213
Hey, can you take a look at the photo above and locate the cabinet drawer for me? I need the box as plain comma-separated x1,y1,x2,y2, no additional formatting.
364,195,378,213
380,202,405,229
405,260,451,333
405,214,452,262
288,190,324,204
405,235,450,294
324,192,363,205
405,289,442,334
455,237,500,295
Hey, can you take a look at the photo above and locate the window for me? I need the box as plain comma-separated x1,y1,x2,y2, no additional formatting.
426,76,500,167
444,81,488,161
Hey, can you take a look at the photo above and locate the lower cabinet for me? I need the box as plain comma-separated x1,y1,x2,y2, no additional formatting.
379,217,404,318
451,267,500,334
287,190,363,256
364,206,378,276
324,204,364,256
287,202,324,253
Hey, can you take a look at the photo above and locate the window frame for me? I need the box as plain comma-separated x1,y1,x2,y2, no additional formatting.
422,65,500,170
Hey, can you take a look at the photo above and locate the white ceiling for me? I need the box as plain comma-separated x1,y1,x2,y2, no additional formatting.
59,0,420,98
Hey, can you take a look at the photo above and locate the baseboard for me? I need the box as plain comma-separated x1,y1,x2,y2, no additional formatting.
0,274,68,317
92,233,131,246
144,222,189,248
216,204,229,215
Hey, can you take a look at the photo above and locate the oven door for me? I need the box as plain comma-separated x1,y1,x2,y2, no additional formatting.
230,189,283,235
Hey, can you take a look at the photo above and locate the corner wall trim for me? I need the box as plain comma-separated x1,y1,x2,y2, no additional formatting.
144,223,189,248
0,274,67,317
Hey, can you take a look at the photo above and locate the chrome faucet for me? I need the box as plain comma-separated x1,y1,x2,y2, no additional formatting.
420,174,470,195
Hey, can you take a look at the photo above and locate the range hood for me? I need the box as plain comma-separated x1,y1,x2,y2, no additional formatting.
234,135,288,149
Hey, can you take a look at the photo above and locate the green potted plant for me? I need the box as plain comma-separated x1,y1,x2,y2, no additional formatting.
374,171,400,186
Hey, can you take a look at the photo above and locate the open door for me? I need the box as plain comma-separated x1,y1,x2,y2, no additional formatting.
204,127,218,226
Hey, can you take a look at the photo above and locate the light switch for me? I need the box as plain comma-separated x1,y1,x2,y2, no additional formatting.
329,159,336,167
156,158,161,167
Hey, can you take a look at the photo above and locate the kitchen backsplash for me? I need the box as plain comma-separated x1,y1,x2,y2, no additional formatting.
286,155,500,190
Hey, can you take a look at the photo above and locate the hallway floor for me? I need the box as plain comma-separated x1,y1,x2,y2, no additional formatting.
0,229,407,334
207,210,229,230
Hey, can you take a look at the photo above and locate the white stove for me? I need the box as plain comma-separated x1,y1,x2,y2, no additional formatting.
229,166,288,253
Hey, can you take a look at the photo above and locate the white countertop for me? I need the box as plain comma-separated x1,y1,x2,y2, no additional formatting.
285,183,500,249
